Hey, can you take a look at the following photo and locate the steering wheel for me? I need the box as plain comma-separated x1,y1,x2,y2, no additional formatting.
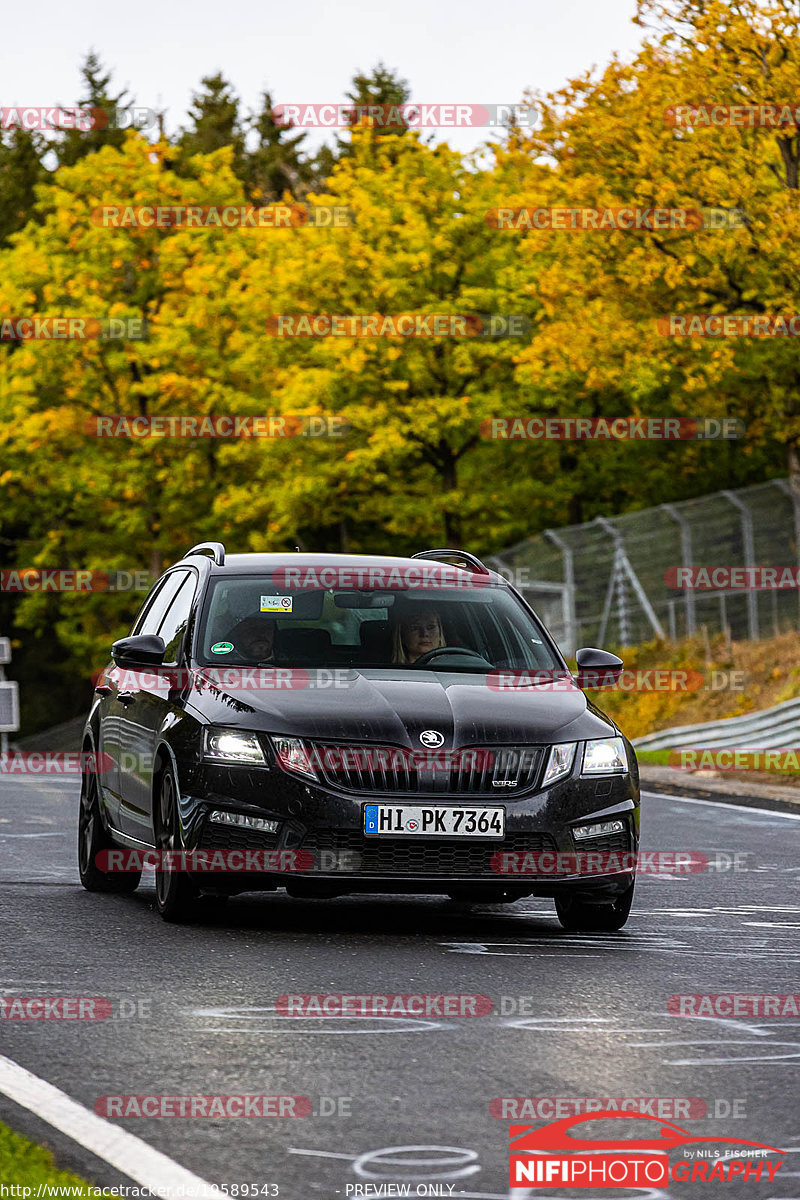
413,646,484,667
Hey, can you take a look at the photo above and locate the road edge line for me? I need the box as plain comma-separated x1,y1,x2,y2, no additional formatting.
0,1054,221,1197
642,789,800,819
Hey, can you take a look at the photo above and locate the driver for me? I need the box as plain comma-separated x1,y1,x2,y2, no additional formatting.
230,616,276,663
391,608,445,664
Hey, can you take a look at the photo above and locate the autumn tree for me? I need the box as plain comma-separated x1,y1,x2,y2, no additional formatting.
500,0,798,512
0,135,266,681
0,127,47,247
207,126,551,549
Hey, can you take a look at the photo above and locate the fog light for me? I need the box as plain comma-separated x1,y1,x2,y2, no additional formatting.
209,810,279,833
572,819,625,841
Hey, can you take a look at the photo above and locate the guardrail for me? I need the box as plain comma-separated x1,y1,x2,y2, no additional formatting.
634,697,800,752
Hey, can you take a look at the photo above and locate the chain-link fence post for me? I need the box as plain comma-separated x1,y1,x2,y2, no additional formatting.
661,503,697,637
542,529,577,655
722,490,759,640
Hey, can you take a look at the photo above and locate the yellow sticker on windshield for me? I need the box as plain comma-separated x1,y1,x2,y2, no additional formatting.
260,594,292,612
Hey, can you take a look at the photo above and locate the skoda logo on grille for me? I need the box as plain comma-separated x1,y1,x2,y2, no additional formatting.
419,729,445,748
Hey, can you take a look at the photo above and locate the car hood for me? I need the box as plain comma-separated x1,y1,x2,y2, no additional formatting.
186,668,616,747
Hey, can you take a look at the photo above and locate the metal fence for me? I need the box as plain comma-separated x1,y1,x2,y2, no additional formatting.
488,477,800,655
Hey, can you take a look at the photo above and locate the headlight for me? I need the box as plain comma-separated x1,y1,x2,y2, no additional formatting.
542,742,577,786
271,736,318,781
204,729,266,765
582,736,627,775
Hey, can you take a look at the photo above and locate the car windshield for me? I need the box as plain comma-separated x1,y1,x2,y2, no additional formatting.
194,575,564,673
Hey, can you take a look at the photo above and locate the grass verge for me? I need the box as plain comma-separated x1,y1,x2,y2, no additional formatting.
0,1119,94,1192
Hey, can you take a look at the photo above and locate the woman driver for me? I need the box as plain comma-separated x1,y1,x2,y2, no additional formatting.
391,608,445,664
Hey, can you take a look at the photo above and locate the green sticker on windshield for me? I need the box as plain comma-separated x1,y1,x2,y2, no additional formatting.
211,641,234,654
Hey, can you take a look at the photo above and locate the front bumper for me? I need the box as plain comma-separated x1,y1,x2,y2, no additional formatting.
175,752,640,897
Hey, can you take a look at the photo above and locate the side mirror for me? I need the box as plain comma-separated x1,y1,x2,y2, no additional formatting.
575,646,623,689
111,634,166,667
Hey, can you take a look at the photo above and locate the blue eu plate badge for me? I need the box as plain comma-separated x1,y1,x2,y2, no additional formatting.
364,804,379,834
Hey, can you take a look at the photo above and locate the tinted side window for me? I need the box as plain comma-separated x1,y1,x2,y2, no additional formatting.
135,571,189,637
157,573,197,664
131,577,168,636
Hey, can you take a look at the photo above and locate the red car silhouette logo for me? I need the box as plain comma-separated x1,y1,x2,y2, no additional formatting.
510,1111,782,1155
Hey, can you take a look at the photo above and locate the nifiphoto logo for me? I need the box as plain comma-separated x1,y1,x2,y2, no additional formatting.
508,1112,783,1188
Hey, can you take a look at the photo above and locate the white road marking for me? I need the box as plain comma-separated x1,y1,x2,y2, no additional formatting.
643,790,800,820
289,1143,481,1180
0,833,65,838
0,1054,221,1198
191,1004,444,1034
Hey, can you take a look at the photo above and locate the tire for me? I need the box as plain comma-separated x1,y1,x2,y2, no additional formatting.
154,764,199,922
555,879,635,932
78,757,141,894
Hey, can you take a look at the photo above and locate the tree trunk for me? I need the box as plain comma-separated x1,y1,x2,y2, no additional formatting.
440,447,461,545
788,442,800,503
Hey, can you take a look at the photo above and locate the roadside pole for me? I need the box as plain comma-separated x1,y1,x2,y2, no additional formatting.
0,635,20,757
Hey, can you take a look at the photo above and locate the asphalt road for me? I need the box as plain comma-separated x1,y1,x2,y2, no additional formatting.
1,775,799,1199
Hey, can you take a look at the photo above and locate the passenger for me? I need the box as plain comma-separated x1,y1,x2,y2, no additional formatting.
392,608,445,664
230,616,276,663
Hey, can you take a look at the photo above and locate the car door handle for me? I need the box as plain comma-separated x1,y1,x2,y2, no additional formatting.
118,691,135,706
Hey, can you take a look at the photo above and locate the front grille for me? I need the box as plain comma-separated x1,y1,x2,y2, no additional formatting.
312,743,543,795
301,829,557,876
451,746,542,793
316,745,420,793
198,823,280,851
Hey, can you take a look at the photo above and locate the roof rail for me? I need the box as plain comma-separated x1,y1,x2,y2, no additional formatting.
411,548,490,575
183,541,226,566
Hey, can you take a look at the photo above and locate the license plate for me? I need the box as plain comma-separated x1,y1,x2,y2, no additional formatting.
363,804,505,838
